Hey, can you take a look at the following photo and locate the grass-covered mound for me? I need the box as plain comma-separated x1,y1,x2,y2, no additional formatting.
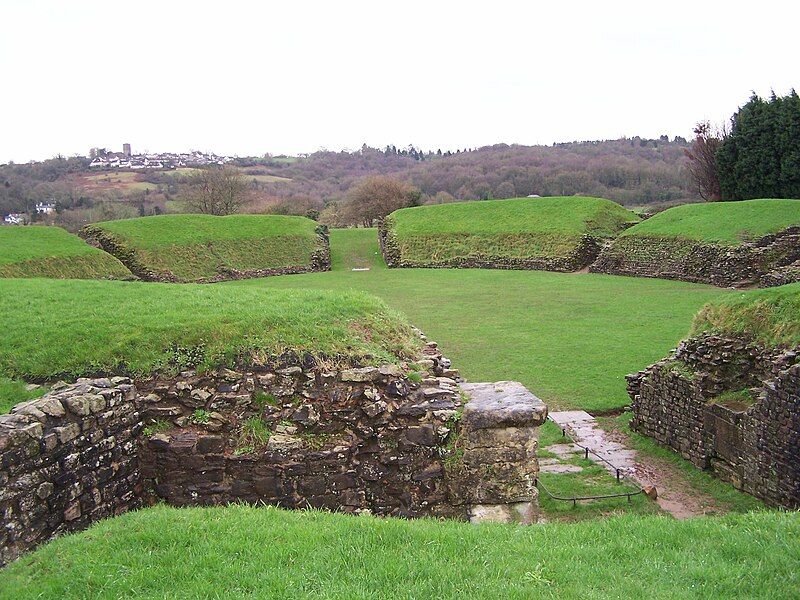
0,226,131,279
1,505,797,598
380,196,639,271
621,199,800,245
591,199,800,287
80,214,330,282
691,282,800,348
0,278,420,382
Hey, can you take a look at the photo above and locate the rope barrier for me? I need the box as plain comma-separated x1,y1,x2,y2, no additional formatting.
535,419,647,505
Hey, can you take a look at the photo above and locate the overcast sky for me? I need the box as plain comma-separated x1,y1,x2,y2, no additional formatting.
0,0,796,163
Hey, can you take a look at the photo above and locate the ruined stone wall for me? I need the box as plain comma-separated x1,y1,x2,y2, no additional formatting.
138,343,465,519
378,221,603,272
1,340,545,564
628,335,800,507
0,378,143,565
590,227,800,288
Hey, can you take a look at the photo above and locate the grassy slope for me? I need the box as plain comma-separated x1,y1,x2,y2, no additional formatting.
691,282,800,348
231,228,725,412
387,196,639,262
86,214,321,280
0,226,131,279
1,505,797,599
621,198,800,245
0,278,420,381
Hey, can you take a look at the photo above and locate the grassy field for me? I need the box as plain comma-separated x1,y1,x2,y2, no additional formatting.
81,214,324,281
384,196,639,266
1,504,797,599
232,228,726,412
161,168,292,183
621,198,800,244
79,171,158,192
0,278,419,381
691,282,800,347
0,226,131,279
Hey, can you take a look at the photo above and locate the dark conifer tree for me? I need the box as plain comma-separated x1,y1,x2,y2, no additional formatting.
717,91,800,199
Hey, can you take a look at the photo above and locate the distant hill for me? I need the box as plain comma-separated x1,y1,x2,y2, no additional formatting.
249,139,697,213
0,138,697,227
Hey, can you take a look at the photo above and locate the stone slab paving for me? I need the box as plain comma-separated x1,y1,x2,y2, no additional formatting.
547,410,713,519
549,410,639,479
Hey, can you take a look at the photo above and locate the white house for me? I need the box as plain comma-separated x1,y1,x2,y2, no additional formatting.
3,213,25,225
35,202,56,215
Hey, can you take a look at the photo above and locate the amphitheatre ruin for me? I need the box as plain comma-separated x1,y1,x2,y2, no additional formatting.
0,195,798,596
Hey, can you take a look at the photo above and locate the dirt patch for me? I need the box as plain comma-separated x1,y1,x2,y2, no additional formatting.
602,426,718,518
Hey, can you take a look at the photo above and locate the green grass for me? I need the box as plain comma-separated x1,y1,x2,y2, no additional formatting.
385,196,639,265
0,278,420,381
0,226,131,279
82,172,159,192
230,228,726,412
609,413,765,514
1,504,797,599
691,282,800,348
81,214,323,281
0,377,45,414
91,214,317,247
621,199,800,245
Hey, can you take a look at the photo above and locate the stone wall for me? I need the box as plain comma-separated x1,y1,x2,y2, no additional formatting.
1,341,545,564
378,220,603,272
628,334,800,507
0,378,143,565
137,343,465,519
590,227,800,288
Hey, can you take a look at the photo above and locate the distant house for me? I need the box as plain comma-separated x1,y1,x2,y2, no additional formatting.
35,202,56,215
527,194,541,198
3,213,26,225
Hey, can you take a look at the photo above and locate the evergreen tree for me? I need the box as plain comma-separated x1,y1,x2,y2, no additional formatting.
716,91,800,200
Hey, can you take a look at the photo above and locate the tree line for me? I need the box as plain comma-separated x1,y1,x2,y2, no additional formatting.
685,90,800,201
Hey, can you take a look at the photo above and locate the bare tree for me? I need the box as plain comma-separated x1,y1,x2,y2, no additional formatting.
184,166,251,215
343,175,421,226
684,122,723,201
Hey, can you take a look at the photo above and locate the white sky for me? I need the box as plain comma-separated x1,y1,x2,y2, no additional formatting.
0,0,796,163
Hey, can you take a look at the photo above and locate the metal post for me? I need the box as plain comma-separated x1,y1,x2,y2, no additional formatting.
616,469,620,482
584,447,589,460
